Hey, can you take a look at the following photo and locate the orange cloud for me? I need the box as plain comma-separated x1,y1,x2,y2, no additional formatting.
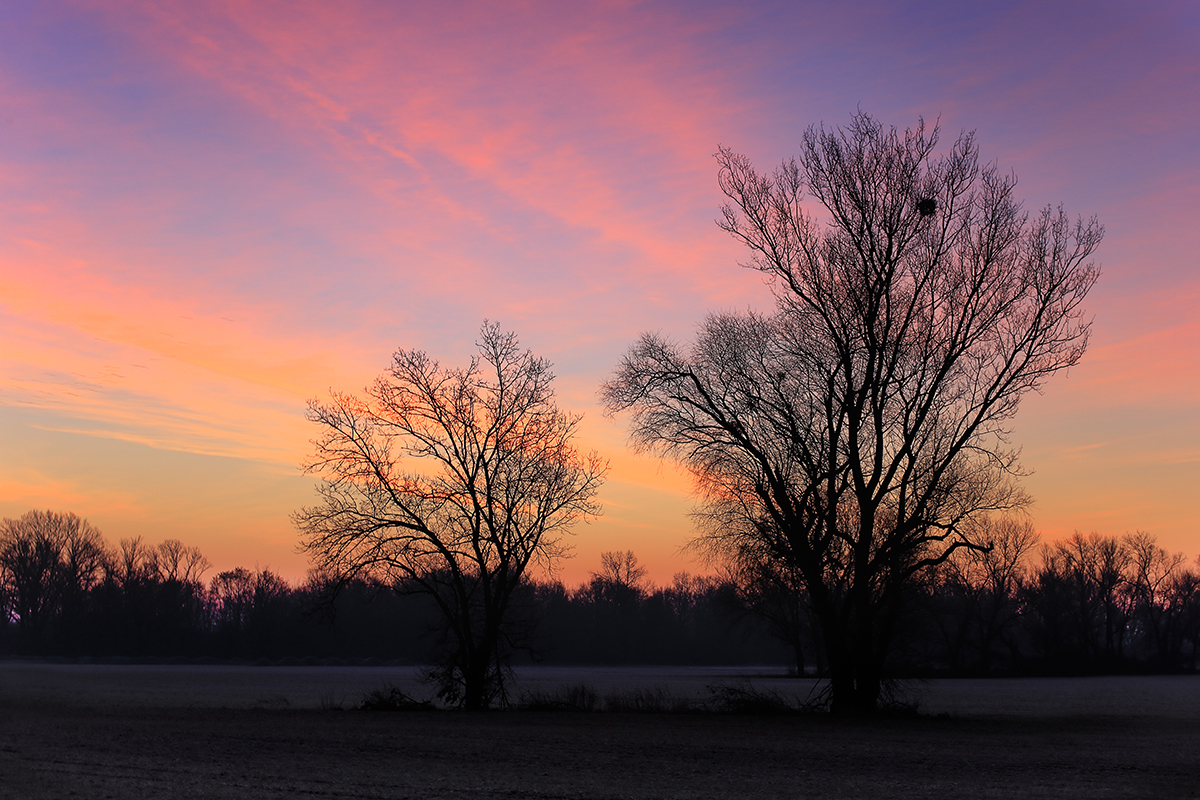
3,0,1195,582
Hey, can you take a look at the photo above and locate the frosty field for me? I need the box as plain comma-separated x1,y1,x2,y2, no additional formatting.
2,662,1198,799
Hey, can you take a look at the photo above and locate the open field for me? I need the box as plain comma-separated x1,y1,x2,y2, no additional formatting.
2,663,1198,799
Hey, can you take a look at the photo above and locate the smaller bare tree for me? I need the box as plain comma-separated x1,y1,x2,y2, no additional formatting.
296,322,606,709
591,551,648,592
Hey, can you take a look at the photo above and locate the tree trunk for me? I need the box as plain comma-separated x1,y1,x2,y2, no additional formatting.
853,670,882,714
462,654,489,711
818,613,884,714
827,665,854,715
827,666,883,715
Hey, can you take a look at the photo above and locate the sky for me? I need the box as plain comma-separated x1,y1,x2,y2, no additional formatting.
1,0,1197,587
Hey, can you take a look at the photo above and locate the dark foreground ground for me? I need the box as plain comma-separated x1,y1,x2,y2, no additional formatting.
2,666,1198,799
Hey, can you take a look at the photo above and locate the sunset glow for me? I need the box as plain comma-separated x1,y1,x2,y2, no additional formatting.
2,0,1197,585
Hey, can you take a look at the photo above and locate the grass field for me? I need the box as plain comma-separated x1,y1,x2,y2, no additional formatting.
2,662,1198,799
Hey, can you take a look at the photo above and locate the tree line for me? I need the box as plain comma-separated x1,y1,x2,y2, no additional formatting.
0,511,779,663
769,520,1200,677
3,510,1197,674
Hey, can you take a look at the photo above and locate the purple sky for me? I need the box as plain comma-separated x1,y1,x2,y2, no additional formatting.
1,0,1197,584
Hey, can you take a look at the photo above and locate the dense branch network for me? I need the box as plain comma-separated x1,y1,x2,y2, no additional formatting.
296,322,606,708
603,112,1102,713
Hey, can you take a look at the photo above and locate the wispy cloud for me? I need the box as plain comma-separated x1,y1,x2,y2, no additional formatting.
3,0,1197,578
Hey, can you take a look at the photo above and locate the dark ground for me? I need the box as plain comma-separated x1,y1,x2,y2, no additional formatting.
2,665,1198,799
4,702,1200,798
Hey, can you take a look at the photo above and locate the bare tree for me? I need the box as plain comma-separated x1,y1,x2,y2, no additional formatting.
934,516,1039,672
209,567,290,653
157,539,211,585
210,567,257,633
1125,532,1195,669
0,510,108,649
112,537,159,585
1034,532,1132,663
592,550,648,592
1181,558,1200,671
602,113,1101,713
580,550,650,613
296,322,606,709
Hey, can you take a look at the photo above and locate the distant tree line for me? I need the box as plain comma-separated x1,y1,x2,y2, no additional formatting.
2,510,1197,673
923,524,1200,674
749,519,1200,677
0,511,781,664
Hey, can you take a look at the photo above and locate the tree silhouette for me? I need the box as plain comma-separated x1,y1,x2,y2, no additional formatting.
931,516,1039,673
0,510,107,651
590,550,648,595
296,322,606,708
603,112,1102,713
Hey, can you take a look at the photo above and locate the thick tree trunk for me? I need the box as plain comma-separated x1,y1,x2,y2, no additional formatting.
818,615,876,714
459,614,504,711
853,670,882,714
826,666,883,714
462,674,486,711
461,646,491,711
817,593,890,714
827,665,854,715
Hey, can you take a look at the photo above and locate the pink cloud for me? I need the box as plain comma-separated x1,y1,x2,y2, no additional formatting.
2,0,1196,579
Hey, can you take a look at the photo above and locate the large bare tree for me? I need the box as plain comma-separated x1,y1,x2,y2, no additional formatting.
296,322,606,709
602,113,1101,713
